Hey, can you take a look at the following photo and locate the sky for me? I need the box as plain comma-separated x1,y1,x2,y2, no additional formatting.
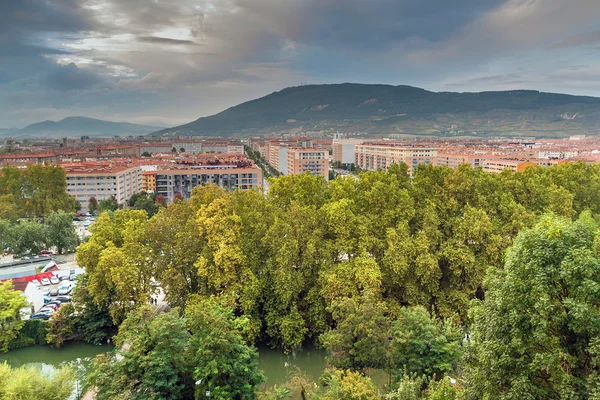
2,0,600,128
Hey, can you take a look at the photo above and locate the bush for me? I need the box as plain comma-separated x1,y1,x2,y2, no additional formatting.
8,319,47,349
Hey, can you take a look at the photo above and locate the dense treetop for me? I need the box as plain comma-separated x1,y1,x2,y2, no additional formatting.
77,161,600,351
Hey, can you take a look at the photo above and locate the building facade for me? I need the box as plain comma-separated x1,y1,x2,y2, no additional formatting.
142,170,157,192
354,144,437,173
64,165,143,212
332,139,364,165
155,166,263,202
287,148,329,180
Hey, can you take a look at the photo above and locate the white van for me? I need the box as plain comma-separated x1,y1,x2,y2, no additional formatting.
58,281,74,295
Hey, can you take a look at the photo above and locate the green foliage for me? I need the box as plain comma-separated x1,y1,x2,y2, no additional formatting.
187,296,265,399
0,280,29,352
46,303,76,348
0,164,75,218
71,274,116,345
77,161,600,355
128,191,161,217
45,211,79,254
88,197,98,214
314,369,381,400
89,307,195,400
142,151,152,157
384,373,426,400
320,291,390,372
463,213,600,399
98,196,119,213
11,220,46,257
390,306,461,381
8,319,47,349
0,362,75,400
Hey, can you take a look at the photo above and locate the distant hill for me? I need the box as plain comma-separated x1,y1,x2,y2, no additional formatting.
5,117,161,138
153,83,600,138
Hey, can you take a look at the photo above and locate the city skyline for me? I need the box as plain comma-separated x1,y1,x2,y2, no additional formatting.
2,0,600,128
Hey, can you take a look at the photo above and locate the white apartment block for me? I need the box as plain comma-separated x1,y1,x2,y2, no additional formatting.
65,166,143,213
354,144,437,173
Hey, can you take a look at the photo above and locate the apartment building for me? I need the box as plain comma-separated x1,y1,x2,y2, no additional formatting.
155,166,263,202
354,144,437,173
332,139,364,165
142,170,157,192
432,153,490,169
173,141,203,154
482,159,536,173
140,143,173,154
63,164,143,212
287,148,329,180
0,153,60,165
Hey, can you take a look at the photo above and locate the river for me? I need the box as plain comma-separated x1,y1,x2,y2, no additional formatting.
0,342,328,388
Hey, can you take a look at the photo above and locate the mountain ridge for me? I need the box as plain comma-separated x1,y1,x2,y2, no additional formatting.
153,83,600,138
3,116,162,138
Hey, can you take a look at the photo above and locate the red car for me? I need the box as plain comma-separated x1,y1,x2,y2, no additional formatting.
39,250,53,255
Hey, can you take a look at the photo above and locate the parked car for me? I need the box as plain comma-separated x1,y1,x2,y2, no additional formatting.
50,288,59,296
38,307,55,315
47,301,61,307
43,296,52,303
58,281,74,295
31,313,50,320
56,295,72,303
42,288,51,296
59,275,69,281
69,273,77,281
30,279,40,288
50,276,59,284
43,303,58,311
41,278,51,286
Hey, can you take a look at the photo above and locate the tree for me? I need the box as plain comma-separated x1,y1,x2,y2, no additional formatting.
314,369,381,400
11,220,46,257
180,147,185,153
89,306,195,400
0,363,75,400
320,291,390,372
187,296,265,400
71,274,116,345
98,196,119,213
129,191,160,218
76,210,152,324
88,197,99,214
389,306,461,382
464,213,600,399
0,280,29,352
0,194,18,221
0,219,14,255
45,211,79,254
142,151,152,157
46,303,75,348
172,147,177,153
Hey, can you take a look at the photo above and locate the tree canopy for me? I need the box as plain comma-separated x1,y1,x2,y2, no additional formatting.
464,213,600,399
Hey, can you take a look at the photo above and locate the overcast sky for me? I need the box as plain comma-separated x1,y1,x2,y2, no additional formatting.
2,0,600,128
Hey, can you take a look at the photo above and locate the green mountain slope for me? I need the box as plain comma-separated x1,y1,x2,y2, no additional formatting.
154,83,600,138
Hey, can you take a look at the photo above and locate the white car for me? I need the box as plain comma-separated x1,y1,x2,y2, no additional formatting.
50,276,59,284
41,278,51,286
30,279,41,288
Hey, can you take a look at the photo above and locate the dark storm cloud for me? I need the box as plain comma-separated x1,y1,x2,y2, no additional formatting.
230,0,507,50
44,62,106,91
3,0,600,128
